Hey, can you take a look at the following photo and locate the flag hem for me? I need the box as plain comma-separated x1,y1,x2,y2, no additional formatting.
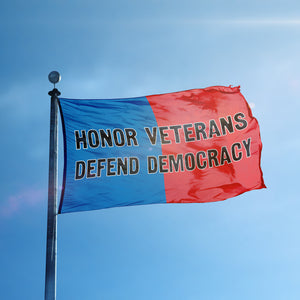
57,99,67,214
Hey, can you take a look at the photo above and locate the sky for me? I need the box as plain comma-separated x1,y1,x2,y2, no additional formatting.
1,1,300,299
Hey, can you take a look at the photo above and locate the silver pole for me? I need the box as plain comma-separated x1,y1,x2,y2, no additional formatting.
45,72,61,300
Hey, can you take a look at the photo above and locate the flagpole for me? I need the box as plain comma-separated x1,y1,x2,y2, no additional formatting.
45,72,61,300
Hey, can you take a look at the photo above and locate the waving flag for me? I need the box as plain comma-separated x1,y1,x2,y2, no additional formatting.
58,86,265,214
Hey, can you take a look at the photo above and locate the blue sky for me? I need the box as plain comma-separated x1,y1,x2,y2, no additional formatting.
1,1,300,299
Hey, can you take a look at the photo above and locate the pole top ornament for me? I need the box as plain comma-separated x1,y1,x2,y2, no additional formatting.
48,71,61,87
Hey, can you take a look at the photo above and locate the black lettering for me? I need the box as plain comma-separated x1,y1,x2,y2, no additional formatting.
147,156,158,173
196,151,207,169
97,159,106,177
242,138,251,157
87,159,96,178
125,129,138,146
117,157,128,175
169,125,182,143
87,129,100,148
75,130,88,150
75,161,85,179
220,116,234,135
183,124,195,142
159,155,168,173
208,149,219,167
107,158,116,176
232,143,242,161
159,127,171,144
194,122,207,140
113,129,125,147
234,113,248,130
99,129,113,147
220,146,232,165
145,127,157,145
185,153,196,171
209,120,221,138
169,154,184,172
129,157,139,174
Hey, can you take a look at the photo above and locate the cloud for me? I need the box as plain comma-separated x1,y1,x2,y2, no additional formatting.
173,18,300,27
208,18,300,26
0,187,46,217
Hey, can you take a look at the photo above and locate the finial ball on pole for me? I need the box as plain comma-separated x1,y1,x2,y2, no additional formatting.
48,71,61,86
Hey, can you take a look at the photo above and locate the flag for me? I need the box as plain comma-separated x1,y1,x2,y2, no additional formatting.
58,86,265,214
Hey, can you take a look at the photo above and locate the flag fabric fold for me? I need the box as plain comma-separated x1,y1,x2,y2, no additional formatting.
58,86,265,214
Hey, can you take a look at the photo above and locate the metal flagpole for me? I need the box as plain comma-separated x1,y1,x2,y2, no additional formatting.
45,71,61,300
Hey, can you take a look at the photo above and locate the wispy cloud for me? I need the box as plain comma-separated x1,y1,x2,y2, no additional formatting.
0,187,46,217
207,18,300,26
163,17,300,27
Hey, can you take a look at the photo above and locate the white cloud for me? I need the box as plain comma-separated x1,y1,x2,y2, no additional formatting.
0,187,46,217
249,102,256,109
218,19,300,26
